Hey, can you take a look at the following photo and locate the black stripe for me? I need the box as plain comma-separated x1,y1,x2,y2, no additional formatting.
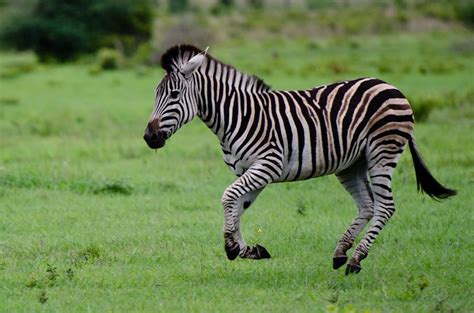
275,92,293,163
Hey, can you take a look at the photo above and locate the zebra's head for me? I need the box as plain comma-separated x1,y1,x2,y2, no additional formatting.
143,45,207,149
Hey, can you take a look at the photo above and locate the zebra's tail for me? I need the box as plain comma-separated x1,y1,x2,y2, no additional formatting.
408,138,457,200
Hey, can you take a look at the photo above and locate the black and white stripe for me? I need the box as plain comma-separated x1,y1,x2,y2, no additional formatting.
143,45,456,273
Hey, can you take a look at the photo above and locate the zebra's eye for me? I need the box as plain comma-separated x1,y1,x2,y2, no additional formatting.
170,90,180,99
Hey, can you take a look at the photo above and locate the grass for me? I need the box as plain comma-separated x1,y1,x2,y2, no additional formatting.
0,31,473,312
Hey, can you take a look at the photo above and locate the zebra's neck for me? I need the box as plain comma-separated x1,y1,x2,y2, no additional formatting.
195,58,271,142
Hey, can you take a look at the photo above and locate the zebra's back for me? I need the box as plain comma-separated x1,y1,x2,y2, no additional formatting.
269,77,414,182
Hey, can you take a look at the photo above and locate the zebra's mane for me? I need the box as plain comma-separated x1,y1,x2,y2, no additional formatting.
161,44,271,91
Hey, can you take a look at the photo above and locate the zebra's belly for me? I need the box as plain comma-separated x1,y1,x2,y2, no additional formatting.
274,160,330,182
274,142,367,183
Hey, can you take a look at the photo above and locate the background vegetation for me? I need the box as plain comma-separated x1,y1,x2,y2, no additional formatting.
0,0,473,312
0,0,153,61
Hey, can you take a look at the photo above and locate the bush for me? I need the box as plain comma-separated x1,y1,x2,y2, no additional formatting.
168,0,188,13
210,0,234,15
306,0,335,10
0,52,38,79
247,0,264,10
130,43,153,66
0,0,154,61
156,18,214,56
455,2,474,28
96,48,123,70
409,95,444,123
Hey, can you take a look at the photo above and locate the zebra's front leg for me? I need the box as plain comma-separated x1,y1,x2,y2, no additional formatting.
222,165,275,260
236,189,272,259
223,187,271,260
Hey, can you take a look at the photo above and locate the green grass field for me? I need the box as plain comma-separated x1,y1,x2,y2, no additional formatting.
1,32,473,312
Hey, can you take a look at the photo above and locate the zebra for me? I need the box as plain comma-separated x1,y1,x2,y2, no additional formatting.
143,45,456,274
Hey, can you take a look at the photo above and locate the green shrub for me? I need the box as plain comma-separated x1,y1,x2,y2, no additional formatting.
327,59,349,75
168,0,188,13
97,48,123,70
455,2,474,28
219,0,234,6
93,180,133,195
131,43,153,66
0,0,153,61
0,53,38,79
247,0,264,10
421,3,457,21
306,0,334,10
210,0,234,16
410,95,444,123
0,96,19,106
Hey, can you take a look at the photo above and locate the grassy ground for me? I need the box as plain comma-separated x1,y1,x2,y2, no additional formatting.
0,32,473,312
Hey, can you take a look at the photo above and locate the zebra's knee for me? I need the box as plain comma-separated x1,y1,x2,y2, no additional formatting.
221,190,236,208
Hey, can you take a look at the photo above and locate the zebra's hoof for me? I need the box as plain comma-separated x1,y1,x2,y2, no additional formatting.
225,243,240,260
333,255,348,269
254,244,271,259
345,263,362,275
241,244,271,259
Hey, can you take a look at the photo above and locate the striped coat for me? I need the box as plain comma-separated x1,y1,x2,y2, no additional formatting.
144,45,456,274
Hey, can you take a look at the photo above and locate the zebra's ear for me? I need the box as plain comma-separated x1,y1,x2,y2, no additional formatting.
180,47,209,78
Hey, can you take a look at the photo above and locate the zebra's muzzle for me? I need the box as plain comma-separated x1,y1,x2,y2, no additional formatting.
143,130,167,149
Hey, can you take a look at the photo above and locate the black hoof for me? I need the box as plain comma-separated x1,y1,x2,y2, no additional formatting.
333,256,348,270
255,244,271,259
225,243,240,260
241,244,271,259
345,263,361,275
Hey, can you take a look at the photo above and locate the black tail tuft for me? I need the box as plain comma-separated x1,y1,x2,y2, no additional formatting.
408,139,457,201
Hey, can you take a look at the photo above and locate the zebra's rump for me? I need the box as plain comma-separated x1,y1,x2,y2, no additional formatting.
271,77,414,182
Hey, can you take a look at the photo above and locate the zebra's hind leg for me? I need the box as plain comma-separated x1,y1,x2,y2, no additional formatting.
345,146,404,274
333,160,374,270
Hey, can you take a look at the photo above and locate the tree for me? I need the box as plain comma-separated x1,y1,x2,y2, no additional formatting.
168,0,188,13
220,0,234,7
248,0,264,10
0,0,154,61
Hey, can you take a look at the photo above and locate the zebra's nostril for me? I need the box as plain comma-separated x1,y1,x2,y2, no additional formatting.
144,130,166,149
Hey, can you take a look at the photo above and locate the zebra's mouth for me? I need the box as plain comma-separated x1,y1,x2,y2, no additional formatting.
143,130,167,149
